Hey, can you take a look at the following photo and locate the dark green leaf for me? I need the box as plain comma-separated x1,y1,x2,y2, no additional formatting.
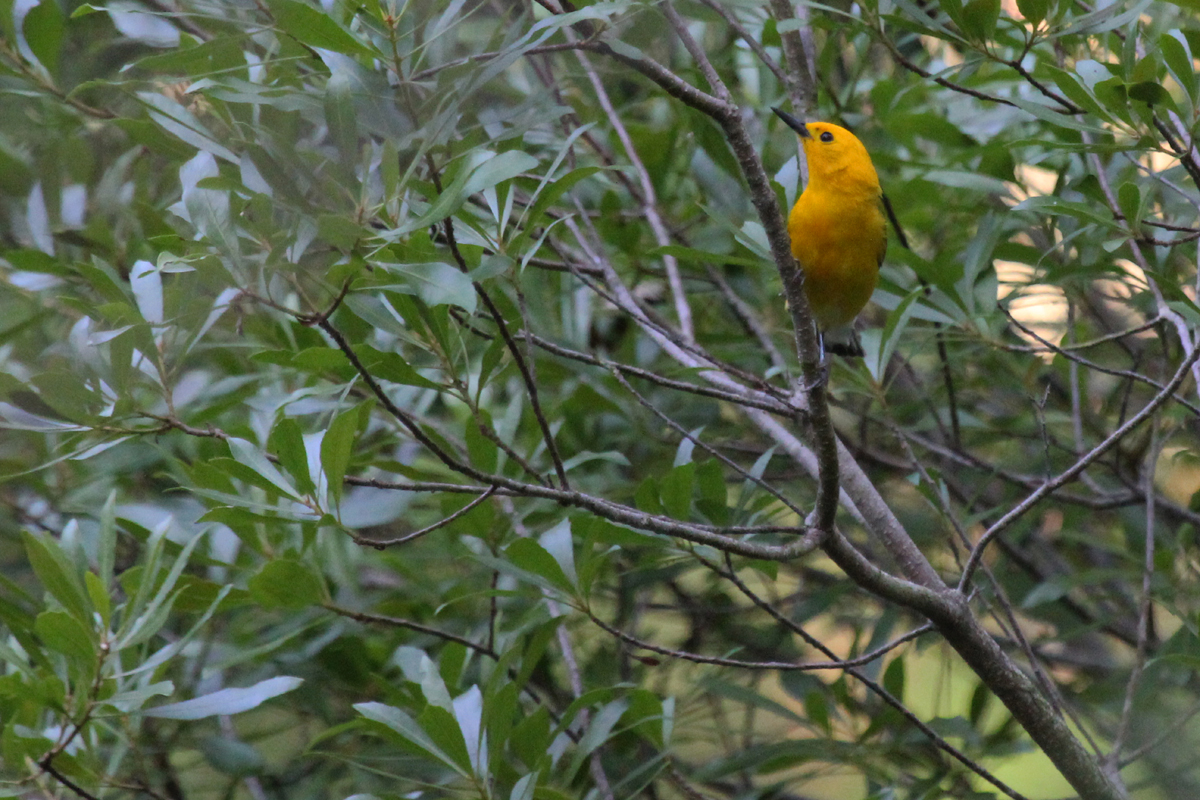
247,559,325,608
505,538,575,593
1015,0,1048,24
959,0,999,40
34,610,94,665
22,0,64,75
22,532,89,623
659,462,694,520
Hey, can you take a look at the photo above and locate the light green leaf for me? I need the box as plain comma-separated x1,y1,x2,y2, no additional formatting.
228,437,303,500
390,151,538,237
267,0,374,57
145,676,304,719
538,520,578,588
34,610,94,664
374,262,477,313
355,702,466,775
320,407,359,504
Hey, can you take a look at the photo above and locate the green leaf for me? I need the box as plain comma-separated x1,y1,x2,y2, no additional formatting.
660,463,694,520
1160,32,1196,103
321,407,360,504
558,450,631,473
1012,194,1118,228
511,707,551,768
804,691,831,734
505,537,575,593
146,676,304,719
1015,0,1047,24
227,437,303,500
201,737,266,777
510,773,539,800
1022,578,1069,607
1009,97,1111,133
1043,65,1109,118
391,150,539,237
968,682,991,725
567,699,628,781
538,520,578,589
266,0,374,57
452,685,487,778
138,93,239,163
645,245,760,269
117,528,209,649
34,610,94,665
511,165,603,249
21,531,89,623
872,288,922,381
882,657,906,699
464,416,499,474
1117,182,1141,231
97,490,117,587
84,572,111,627
419,704,473,774
356,701,467,775
22,0,64,75
325,69,360,176
268,418,316,497
959,0,999,40
1128,81,1175,111
1059,0,1152,36
374,262,477,313
353,344,442,389
634,477,664,515
736,446,776,514
248,559,325,609
695,459,728,525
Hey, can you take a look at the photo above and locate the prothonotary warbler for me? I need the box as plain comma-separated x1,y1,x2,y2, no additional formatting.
773,108,887,356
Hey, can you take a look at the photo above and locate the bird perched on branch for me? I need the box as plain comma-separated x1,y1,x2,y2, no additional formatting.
773,108,887,358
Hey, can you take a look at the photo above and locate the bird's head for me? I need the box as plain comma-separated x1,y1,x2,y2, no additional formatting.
772,108,878,187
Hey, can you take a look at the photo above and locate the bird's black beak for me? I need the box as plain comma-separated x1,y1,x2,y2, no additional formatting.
772,107,810,139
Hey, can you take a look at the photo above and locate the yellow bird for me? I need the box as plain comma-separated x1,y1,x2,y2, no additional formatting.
773,108,887,353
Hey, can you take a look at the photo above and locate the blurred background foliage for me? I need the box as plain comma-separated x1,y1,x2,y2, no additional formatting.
1,0,1200,798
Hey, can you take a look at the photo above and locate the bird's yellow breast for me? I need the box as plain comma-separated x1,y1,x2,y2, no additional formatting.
788,182,886,331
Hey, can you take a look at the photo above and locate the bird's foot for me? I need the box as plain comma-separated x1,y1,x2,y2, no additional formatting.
799,359,830,393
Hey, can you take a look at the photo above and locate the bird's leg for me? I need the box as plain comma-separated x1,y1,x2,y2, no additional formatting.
799,330,830,392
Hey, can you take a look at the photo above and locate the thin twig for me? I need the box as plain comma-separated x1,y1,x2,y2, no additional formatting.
432,166,572,490
993,316,1161,354
1119,697,1200,768
1110,423,1163,763
960,337,1200,589
711,556,1031,800
408,42,591,82
575,45,694,342
349,486,497,548
609,367,806,518
1002,307,1200,418
524,332,796,414
696,0,788,87
326,603,498,658
1006,58,1082,114
877,32,1016,108
586,604,934,672
703,263,788,376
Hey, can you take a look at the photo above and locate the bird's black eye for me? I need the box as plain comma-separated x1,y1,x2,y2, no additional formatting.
819,131,834,143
